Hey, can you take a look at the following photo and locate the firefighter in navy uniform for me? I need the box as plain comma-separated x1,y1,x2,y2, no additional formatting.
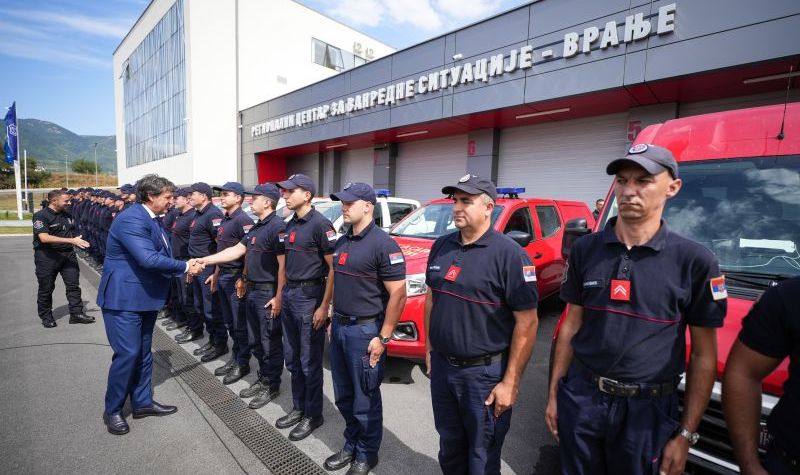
724,276,800,475
198,184,287,408
547,144,727,475
32,189,95,328
167,188,199,335
275,173,336,441
324,183,407,475
425,174,540,475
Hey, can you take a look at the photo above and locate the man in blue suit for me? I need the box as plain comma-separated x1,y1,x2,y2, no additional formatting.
98,174,205,435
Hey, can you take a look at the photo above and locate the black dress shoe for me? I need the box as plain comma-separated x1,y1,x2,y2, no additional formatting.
289,415,324,441
175,330,203,343
200,345,228,363
193,341,215,355
69,313,95,324
132,401,177,419
103,412,129,435
156,310,169,320
42,319,57,328
324,449,354,471
346,460,377,475
214,359,237,376
223,365,250,385
248,386,279,409
165,321,187,331
160,318,175,327
276,409,304,429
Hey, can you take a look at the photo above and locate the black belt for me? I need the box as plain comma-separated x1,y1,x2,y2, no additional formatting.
248,281,275,291
332,312,380,325
286,278,324,288
573,361,677,398
219,267,242,275
441,351,506,368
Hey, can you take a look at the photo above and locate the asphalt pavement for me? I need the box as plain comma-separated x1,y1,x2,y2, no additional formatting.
0,235,562,474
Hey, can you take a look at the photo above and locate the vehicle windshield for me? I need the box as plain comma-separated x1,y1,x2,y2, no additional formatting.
600,156,800,278
391,203,504,239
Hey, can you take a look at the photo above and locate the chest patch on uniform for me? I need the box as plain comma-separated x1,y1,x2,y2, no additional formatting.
326,230,337,241
389,252,404,265
445,265,462,282
243,224,253,234
278,232,286,243
583,279,604,288
428,265,441,271
218,226,225,236
289,231,296,243
251,236,257,245
338,252,348,265
523,265,537,282
610,279,631,301
190,220,196,228
212,218,222,227
709,276,728,301
33,220,44,230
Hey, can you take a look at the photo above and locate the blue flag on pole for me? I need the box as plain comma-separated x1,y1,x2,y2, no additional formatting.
4,101,18,164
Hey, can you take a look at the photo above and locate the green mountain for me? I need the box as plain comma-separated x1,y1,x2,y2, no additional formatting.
1,119,116,175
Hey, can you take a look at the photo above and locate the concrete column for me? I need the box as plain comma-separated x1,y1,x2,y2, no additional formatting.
466,128,500,182
373,143,397,193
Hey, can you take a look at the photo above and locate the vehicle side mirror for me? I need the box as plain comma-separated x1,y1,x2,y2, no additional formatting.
506,230,532,248
561,218,591,259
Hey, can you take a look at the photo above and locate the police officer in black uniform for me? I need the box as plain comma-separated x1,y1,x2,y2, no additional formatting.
425,174,539,475
199,184,286,408
275,173,336,441
547,144,727,475
724,276,800,475
32,189,95,328
325,183,407,475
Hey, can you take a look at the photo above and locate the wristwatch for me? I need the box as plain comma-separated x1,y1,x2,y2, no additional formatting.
379,334,391,345
677,427,699,446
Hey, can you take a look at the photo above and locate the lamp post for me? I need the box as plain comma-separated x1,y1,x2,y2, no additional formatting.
93,142,99,186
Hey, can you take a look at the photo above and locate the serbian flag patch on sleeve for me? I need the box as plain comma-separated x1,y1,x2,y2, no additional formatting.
710,276,728,300
523,265,537,282
389,252,404,265
326,230,337,241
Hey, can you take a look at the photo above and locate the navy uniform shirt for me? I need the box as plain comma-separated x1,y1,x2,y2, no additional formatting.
284,208,336,281
32,206,76,251
162,207,179,232
241,212,285,283
101,206,114,233
122,201,134,211
217,206,254,270
738,277,800,457
188,202,224,258
170,208,196,258
560,217,727,383
426,228,539,359
333,222,406,317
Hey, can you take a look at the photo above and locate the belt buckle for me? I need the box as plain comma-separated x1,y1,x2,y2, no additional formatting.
597,376,619,395
445,356,462,367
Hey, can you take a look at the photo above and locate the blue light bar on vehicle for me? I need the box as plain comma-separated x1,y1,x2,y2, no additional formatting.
496,187,526,196
375,188,391,197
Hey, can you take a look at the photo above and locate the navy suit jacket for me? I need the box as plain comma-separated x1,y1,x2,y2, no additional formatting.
97,203,187,312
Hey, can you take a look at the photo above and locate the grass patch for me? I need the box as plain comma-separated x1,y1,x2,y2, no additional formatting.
0,226,32,235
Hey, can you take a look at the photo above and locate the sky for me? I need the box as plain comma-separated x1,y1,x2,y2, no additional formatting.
0,0,528,137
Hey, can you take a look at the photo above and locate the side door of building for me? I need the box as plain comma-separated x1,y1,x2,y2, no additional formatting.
530,202,565,296
500,204,552,296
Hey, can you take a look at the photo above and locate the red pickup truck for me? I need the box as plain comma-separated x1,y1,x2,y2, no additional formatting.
553,103,799,474
386,188,594,360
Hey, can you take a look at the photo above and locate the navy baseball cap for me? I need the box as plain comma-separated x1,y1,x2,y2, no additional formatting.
276,173,316,196
606,143,679,179
214,181,245,195
331,182,377,204
119,184,134,193
246,183,281,202
190,182,213,198
442,174,497,202
174,187,191,198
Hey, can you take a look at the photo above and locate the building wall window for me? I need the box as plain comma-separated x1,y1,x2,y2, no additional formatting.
311,38,366,72
123,0,186,168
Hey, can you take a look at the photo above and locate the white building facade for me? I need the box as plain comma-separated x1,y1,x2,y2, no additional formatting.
113,0,393,185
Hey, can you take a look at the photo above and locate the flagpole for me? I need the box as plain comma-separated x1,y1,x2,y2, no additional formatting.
14,108,22,219
23,149,28,212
